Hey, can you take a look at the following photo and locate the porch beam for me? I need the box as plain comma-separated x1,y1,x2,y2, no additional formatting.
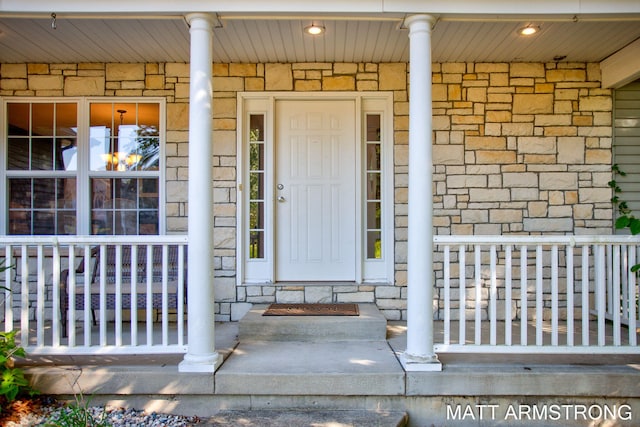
601,38,640,88
179,12,222,373
402,14,442,372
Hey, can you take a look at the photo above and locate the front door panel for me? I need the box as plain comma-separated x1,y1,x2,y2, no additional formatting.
275,100,356,281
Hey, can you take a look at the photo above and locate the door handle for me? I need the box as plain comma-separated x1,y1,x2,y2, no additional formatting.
278,196,286,203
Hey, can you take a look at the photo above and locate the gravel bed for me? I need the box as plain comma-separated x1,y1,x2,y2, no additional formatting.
6,405,202,427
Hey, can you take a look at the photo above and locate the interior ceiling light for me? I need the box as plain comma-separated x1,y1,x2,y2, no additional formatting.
304,23,325,36
518,25,540,36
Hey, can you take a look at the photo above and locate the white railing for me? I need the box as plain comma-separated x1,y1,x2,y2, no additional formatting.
434,235,640,354
0,236,188,355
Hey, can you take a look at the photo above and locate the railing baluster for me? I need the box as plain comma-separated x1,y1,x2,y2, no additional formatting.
613,245,621,346
68,244,76,348
520,245,527,346
566,244,574,347
20,245,29,347
36,245,45,347
146,244,153,346
474,245,482,345
177,244,185,347
581,245,590,346
551,245,558,346
162,244,169,346
99,244,107,347
115,245,122,347
536,245,543,346
52,241,61,347
4,245,13,332
131,245,138,347
606,244,613,317
83,244,91,347
629,245,637,346
443,245,450,346
459,245,466,345
621,245,629,323
505,245,512,346
596,244,606,347
490,244,497,346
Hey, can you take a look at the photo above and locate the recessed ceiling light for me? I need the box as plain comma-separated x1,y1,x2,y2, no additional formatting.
304,23,325,36
518,25,540,36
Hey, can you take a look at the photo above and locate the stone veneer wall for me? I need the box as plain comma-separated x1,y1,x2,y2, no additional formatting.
0,61,613,321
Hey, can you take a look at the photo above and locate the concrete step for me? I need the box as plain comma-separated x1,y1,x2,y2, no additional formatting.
239,303,387,342
214,339,405,395
200,409,409,426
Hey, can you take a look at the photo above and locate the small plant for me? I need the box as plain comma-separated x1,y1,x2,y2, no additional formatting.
0,329,30,405
43,392,112,427
609,163,640,272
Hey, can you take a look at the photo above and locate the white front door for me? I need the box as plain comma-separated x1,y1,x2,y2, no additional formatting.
275,100,356,281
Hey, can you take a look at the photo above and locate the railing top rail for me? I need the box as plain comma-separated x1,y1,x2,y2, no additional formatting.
433,234,640,246
0,235,189,245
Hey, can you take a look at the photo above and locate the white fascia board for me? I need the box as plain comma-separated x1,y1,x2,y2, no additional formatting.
601,38,640,89
0,0,383,14
3,0,640,15
383,0,640,15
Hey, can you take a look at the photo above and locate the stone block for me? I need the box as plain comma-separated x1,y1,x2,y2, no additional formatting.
528,201,548,217
466,136,506,150
214,76,244,91
304,286,333,303
333,63,358,74
275,290,305,303
469,188,510,202
486,111,511,122
433,145,464,165
265,64,293,90
166,63,190,78
579,96,612,112
517,137,556,154
502,123,534,136
539,172,578,190
475,150,516,164
524,218,573,232
378,63,406,90
513,94,553,114
2,63,27,78
579,188,611,203
447,175,487,188
229,63,256,77
557,137,585,164
1,79,27,90
546,69,586,82
63,76,104,95
503,172,538,187
167,103,189,130
28,74,63,91
510,63,545,78
323,75,355,91
106,63,145,81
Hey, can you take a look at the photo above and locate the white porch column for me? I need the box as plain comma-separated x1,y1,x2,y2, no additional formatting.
179,13,222,373
402,14,442,371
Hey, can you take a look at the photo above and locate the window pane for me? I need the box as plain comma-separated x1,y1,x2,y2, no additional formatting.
250,172,264,199
139,103,160,131
32,103,54,136
7,137,29,170
91,178,159,235
249,231,264,259
31,138,54,170
250,202,264,229
250,115,264,141
8,178,76,235
366,144,381,170
56,103,77,136
56,137,77,171
250,143,264,171
367,231,382,259
366,114,381,142
7,103,29,136
367,201,381,229
367,172,381,200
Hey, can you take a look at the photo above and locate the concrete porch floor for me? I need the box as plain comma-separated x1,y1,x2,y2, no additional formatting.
17,306,640,426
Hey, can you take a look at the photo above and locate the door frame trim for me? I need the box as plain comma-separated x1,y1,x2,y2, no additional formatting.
236,91,394,286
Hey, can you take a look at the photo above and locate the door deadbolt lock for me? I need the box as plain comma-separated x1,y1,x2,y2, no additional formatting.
277,184,284,190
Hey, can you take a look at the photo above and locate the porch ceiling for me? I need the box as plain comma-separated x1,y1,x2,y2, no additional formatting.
0,15,640,64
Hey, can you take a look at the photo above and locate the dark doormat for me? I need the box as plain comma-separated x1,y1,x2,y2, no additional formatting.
262,303,359,316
